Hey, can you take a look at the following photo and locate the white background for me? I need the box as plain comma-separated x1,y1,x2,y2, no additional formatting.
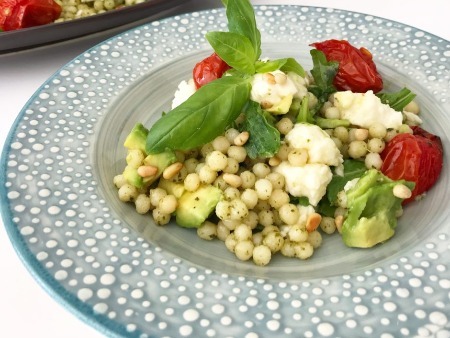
1,1,449,337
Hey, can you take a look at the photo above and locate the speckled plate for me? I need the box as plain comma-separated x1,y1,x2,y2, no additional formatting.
1,5,450,338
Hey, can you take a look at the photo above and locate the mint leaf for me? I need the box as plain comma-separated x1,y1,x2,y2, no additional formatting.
146,76,251,153
206,31,256,74
240,101,281,159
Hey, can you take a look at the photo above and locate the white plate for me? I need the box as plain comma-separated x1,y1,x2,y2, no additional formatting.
1,5,450,337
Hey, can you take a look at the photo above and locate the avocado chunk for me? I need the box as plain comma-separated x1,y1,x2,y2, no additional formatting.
341,169,415,248
123,165,144,189
176,185,223,228
266,94,293,114
142,151,177,186
158,178,185,198
124,123,149,154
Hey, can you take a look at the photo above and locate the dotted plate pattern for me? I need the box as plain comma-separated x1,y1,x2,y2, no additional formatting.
1,6,450,338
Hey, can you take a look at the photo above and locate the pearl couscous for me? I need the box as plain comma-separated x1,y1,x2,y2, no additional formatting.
54,0,145,22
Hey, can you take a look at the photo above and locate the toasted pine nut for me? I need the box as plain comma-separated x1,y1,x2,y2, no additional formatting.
234,131,249,146
223,173,242,188
163,162,183,180
268,156,281,166
335,215,344,233
263,73,276,84
261,101,273,109
393,184,412,199
274,72,287,84
306,212,322,232
137,165,158,177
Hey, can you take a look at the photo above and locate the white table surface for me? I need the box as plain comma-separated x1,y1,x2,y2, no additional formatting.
1,1,449,337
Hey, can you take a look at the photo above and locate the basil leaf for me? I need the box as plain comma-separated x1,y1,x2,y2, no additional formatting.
376,87,416,111
255,58,305,77
239,101,281,159
146,76,251,154
326,159,367,205
279,58,306,77
206,31,256,74
225,0,261,59
309,49,338,111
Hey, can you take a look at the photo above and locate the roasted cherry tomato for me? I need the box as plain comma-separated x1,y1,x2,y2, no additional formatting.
193,53,231,89
311,39,383,93
380,126,443,204
1,0,61,31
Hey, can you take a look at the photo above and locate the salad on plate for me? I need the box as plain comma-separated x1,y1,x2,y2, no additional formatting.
113,0,443,266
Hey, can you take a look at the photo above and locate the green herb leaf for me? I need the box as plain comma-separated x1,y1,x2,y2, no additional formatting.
316,117,350,129
309,49,338,112
279,58,306,77
296,95,315,123
255,58,305,77
326,159,367,205
146,76,251,154
206,31,256,74
376,87,416,111
239,101,281,159
225,0,261,59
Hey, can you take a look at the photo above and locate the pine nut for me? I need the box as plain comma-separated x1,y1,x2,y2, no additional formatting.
163,162,183,180
306,212,322,232
222,173,242,188
137,165,158,177
393,184,412,199
334,215,344,233
274,72,287,84
268,156,281,166
234,131,249,146
261,100,273,109
263,73,276,84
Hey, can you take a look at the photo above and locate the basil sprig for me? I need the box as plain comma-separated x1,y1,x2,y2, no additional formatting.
206,32,256,74
223,0,261,60
146,76,251,154
208,0,261,72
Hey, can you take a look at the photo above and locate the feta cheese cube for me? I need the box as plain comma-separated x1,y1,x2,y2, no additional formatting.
334,90,403,129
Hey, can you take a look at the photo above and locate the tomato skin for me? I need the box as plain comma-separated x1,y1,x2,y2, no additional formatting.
380,126,443,204
1,0,61,31
311,39,383,93
193,53,231,89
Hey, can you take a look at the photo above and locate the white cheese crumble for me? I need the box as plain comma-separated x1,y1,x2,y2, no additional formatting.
250,70,308,114
334,90,403,129
285,123,343,166
171,79,196,109
274,162,333,206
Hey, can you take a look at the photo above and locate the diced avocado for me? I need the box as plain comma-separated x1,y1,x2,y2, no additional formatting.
266,95,293,114
124,123,149,154
341,169,415,248
158,178,185,198
176,185,223,228
123,165,143,189
142,150,177,186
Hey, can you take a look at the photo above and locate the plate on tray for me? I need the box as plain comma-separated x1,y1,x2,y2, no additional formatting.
0,0,185,54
